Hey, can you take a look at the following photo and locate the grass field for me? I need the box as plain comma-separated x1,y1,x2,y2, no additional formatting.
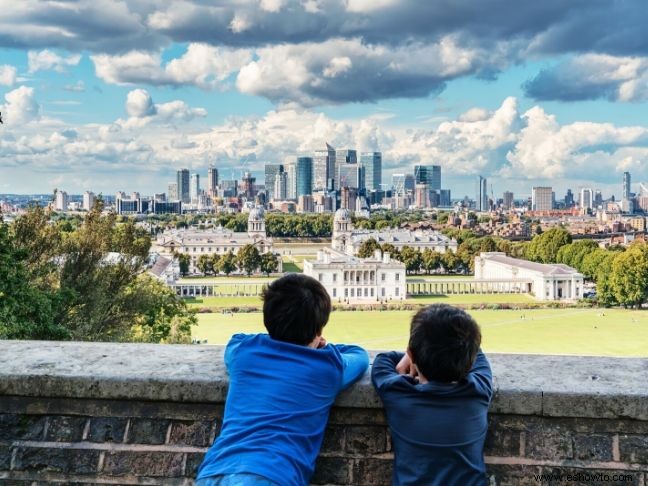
185,293,536,309
192,308,648,357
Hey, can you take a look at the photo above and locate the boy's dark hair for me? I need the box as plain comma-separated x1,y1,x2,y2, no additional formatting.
408,304,481,383
262,273,331,346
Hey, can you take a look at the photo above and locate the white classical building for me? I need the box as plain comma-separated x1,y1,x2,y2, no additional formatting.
332,208,457,256
303,248,406,302
154,206,277,273
474,252,584,301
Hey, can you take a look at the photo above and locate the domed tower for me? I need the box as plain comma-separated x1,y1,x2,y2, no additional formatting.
247,206,266,239
332,208,352,253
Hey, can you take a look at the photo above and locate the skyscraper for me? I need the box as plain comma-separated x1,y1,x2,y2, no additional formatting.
83,191,95,211
265,164,284,201
338,164,364,190
168,182,178,201
286,162,297,199
414,165,441,191
532,187,553,211
176,169,190,203
190,173,200,203
565,189,574,207
440,189,452,207
503,191,514,210
334,149,357,190
296,156,313,197
623,171,631,200
313,143,335,192
392,174,405,195
580,188,594,211
476,176,488,211
360,152,382,192
274,172,288,200
207,166,219,197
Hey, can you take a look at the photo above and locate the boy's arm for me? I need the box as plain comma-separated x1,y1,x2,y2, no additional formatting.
469,350,493,398
223,334,246,373
334,344,370,391
371,351,404,392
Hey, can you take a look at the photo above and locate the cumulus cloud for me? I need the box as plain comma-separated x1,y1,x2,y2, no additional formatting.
524,54,648,102
0,65,17,86
1,86,41,124
92,43,251,89
236,37,510,106
28,50,81,73
120,88,206,128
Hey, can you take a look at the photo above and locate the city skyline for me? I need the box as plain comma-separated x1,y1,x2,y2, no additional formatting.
1,2,648,197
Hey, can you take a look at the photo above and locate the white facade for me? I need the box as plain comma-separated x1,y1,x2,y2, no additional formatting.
303,248,406,302
474,252,583,301
154,206,274,273
54,190,69,212
331,208,457,255
83,191,95,211
532,186,552,211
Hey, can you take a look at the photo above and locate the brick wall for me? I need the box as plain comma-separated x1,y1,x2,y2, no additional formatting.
0,341,647,485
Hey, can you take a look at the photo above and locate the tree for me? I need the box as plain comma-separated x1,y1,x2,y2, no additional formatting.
218,251,237,276
441,249,459,273
422,249,441,274
400,246,422,274
259,252,280,276
197,254,215,275
381,243,400,260
237,244,261,276
526,228,572,263
556,240,599,271
177,254,190,276
357,238,380,258
610,243,648,308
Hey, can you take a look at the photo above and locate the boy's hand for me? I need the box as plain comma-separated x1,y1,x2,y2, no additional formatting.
396,353,417,378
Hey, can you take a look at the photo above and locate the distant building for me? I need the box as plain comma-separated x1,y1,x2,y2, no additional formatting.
303,248,406,302
83,191,95,211
334,149,357,190
177,169,190,203
55,190,69,212
623,171,631,201
296,156,313,197
264,164,284,201
532,187,553,211
476,176,488,211
360,152,382,192
439,189,452,207
241,172,256,199
273,171,288,201
168,182,178,201
190,173,200,203
565,189,575,208
503,191,514,210
338,164,364,191
207,166,219,197
221,180,238,198
297,194,314,213
313,192,334,213
414,184,430,208
580,188,594,211
155,207,275,273
414,165,441,191
475,252,583,301
313,143,335,192
332,208,457,255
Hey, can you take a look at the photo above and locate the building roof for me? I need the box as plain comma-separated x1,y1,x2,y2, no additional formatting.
350,229,455,245
480,252,582,277
149,255,173,277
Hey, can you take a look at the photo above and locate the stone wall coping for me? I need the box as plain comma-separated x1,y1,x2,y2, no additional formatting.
1,340,647,420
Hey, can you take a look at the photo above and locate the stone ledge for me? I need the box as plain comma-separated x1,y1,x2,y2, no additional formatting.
0,341,647,419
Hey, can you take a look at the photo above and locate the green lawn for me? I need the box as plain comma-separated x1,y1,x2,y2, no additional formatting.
192,308,648,357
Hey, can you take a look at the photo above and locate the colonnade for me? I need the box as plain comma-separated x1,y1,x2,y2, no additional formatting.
406,279,533,295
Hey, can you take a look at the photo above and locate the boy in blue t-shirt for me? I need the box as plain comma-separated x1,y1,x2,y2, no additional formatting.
372,304,493,486
197,273,369,486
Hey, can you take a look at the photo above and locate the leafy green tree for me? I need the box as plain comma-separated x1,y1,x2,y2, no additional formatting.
197,254,215,275
381,243,401,260
556,240,599,271
436,212,449,224
218,251,237,276
422,249,441,274
526,228,572,263
177,254,190,276
357,238,381,258
259,252,280,276
610,243,648,308
237,244,261,276
400,246,422,274
441,249,459,273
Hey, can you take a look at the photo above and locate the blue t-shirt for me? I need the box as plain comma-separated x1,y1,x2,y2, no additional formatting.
371,351,493,486
197,333,369,485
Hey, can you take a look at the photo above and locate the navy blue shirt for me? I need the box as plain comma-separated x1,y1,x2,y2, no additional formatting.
197,333,369,485
372,351,493,486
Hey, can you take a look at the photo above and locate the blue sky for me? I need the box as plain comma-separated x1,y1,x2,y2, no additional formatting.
1,0,648,199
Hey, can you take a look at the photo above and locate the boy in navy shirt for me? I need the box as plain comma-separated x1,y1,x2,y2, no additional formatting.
372,304,492,486
197,274,369,486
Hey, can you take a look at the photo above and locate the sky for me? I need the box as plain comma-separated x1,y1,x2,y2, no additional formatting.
1,0,648,199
